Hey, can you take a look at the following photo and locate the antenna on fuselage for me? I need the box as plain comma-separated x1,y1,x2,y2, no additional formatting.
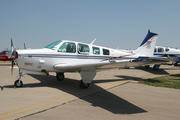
90,38,96,45
24,43,26,49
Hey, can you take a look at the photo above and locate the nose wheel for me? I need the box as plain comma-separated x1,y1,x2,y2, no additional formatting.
56,72,65,81
14,80,23,87
14,70,23,88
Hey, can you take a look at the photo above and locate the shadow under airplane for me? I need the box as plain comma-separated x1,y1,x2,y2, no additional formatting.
113,66,172,82
133,66,170,75
3,73,147,114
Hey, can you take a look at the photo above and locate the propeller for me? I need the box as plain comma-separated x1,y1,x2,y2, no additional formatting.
11,39,17,75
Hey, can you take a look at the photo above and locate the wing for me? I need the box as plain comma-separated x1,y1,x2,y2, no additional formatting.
53,56,172,72
149,56,174,62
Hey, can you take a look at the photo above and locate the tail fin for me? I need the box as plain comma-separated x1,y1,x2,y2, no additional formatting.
134,29,158,56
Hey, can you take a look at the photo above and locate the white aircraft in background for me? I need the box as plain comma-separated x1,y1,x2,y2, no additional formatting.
154,46,180,64
145,46,180,68
154,46,180,58
154,46,180,66
10,30,171,89
118,46,180,69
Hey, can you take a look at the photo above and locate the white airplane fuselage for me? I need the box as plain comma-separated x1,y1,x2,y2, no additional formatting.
16,41,141,73
154,46,180,58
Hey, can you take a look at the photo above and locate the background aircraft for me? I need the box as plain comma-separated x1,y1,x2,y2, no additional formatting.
0,49,12,61
0,41,27,62
10,30,171,89
121,46,180,69
173,57,180,65
154,46,180,58
154,46,180,65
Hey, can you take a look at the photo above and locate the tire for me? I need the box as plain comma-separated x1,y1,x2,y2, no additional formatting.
79,80,90,89
14,80,23,87
56,73,64,81
153,66,159,70
145,65,150,68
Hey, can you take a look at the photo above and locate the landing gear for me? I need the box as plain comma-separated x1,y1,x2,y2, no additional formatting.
153,65,159,70
14,71,23,88
79,70,96,89
56,72,64,81
145,64,160,70
153,64,161,70
14,80,23,87
79,80,90,89
145,65,150,68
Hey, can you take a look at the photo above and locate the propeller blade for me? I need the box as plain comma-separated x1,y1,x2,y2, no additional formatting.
11,38,14,52
11,39,15,75
11,58,14,75
10,39,18,75
11,51,17,75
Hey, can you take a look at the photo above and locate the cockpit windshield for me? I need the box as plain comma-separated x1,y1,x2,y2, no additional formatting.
44,40,62,50
6,50,11,53
0,51,5,55
0,50,11,55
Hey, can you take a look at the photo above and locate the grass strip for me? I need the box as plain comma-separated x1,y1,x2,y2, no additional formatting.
139,74,180,89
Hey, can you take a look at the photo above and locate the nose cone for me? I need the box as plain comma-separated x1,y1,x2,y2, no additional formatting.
13,51,18,59
15,48,55,70
15,49,43,70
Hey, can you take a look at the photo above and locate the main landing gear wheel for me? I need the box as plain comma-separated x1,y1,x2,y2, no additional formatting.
79,80,90,89
14,80,23,88
56,73,65,81
145,65,150,68
153,65,159,70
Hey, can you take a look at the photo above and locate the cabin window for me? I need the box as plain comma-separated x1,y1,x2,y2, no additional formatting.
93,47,100,54
165,48,169,52
58,42,76,53
78,43,89,53
158,48,164,53
154,48,157,52
103,48,110,55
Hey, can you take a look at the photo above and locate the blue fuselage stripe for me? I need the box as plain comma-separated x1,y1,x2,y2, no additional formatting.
18,54,135,60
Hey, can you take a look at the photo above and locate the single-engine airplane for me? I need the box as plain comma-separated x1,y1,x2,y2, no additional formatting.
144,46,180,68
154,46,180,65
0,39,16,61
118,46,180,69
0,49,12,61
154,46,180,58
10,30,171,89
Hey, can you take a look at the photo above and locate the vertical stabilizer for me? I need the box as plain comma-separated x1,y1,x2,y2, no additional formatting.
134,30,158,56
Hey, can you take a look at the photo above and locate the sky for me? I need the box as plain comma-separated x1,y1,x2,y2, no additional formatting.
1,0,180,50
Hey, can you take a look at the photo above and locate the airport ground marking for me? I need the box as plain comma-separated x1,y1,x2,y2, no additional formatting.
0,89,93,120
0,94,75,120
0,80,130,120
0,95,68,116
0,95,76,120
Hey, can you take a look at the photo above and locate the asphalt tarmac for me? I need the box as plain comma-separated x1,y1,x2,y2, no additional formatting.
0,61,180,120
